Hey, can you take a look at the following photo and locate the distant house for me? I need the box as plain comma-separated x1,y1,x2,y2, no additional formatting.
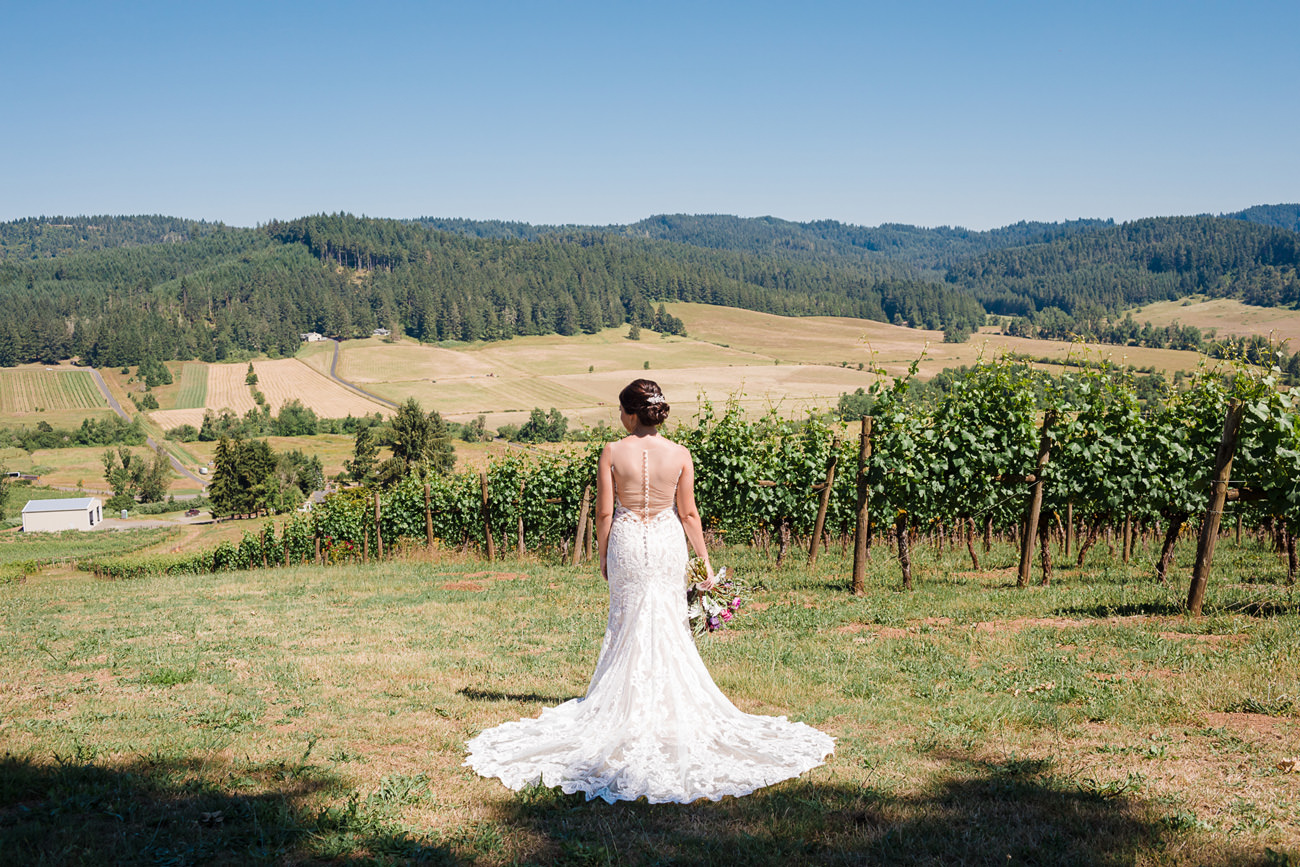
372,327,391,337
300,332,325,342
21,497,104,533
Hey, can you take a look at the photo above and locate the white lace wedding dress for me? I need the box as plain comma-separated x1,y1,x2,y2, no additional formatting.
464,487,834,803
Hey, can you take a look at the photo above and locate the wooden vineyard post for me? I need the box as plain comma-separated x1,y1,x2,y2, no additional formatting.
1286,526,1297,586
373,492,384,560
517,480,526,556
362,532,369,562
1187,399,1245,616
1018,411,1057,588
315,532,321,565
1038,513,1053,585
895,512,912,591
1064,502,1073,558
852,417,872,596
424,483,434,551
1122,513,1133,564
809,438,840,566
480,470,495,562
283,538,290,568
571,485,592,567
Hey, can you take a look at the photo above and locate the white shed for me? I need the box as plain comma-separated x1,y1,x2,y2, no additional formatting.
21,497,104,533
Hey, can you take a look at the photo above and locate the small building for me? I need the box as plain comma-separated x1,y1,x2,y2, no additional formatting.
300,332,325,342
21,497,104,533
372,327,391,337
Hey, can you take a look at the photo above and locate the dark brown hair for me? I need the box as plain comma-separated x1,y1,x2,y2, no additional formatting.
619,379,670,427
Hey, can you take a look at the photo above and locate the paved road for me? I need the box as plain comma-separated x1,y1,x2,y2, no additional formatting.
85,368,207,488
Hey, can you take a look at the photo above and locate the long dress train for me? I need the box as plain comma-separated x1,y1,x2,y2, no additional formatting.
463,504,834,804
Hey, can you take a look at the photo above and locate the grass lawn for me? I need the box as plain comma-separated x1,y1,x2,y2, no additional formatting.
1,530,1297,864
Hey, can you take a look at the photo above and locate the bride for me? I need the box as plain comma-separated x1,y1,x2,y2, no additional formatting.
464,379,833,803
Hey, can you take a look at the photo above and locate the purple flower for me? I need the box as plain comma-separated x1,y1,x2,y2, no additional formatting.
708,616,721,630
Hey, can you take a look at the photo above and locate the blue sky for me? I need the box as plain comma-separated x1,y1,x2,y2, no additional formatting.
3,0,1297,230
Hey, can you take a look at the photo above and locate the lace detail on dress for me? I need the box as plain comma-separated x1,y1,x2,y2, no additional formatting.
464,499,834,803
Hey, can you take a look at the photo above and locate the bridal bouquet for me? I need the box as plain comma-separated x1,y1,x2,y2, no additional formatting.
686,557,744,636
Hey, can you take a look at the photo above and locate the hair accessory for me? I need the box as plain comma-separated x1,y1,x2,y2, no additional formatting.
645,394,666,405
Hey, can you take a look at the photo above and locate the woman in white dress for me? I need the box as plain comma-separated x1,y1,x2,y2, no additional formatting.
464,380,833,803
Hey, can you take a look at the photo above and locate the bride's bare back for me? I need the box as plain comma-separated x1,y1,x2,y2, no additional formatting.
596,433,711,584
605,436,687,520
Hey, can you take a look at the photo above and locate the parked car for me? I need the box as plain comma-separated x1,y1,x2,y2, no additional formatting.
185,508,201,517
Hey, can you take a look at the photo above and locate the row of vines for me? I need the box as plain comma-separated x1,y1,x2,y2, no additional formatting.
81,357,1300,605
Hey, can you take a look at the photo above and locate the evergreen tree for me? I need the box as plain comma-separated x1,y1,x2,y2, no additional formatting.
387,397,454,474
345,426,379,484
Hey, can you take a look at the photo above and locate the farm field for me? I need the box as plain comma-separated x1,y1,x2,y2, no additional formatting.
296,338,337,376
330,304,1213,430
149,359,390,432
170,362,208,410
0,365,115,429
1,536,1296,864
668,303,1213,376
1131,297,1300,345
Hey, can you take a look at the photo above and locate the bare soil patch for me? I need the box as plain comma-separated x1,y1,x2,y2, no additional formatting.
974,617,1089,633
834,623,910,639
439,581,486,592
1203,712,1292,738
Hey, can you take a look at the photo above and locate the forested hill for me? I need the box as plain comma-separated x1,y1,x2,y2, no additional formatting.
420,213,1118,274
1226,203,1300,233
0,215,228,260
0,208,1296,369
619,214,1119,275
946,216,1300,315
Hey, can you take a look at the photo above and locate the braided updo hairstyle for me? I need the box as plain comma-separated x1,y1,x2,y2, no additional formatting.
619,379,670,427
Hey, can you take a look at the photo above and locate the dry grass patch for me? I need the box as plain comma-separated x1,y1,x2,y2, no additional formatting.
1133,297,1300,344
251,358,389,417
204,361,259,415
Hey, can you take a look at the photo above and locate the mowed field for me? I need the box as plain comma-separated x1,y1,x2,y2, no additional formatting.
0,365,113,428
1131,297,1300,345
331,304,1214,430
149,359,390,431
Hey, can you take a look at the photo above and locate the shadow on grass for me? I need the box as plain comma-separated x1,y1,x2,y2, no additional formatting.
0,753,454,866
1055,600,1188,618
1059,597,1299,620
491,754,1281,866
459,686,582,704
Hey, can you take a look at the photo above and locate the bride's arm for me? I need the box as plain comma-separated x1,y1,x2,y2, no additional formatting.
595,443,615,581
675,449,714,586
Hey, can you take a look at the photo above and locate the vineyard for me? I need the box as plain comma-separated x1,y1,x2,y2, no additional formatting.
80,356,1300,616
0,368,106,413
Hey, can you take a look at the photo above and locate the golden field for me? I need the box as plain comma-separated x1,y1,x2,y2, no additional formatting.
326,303,1214,430
1130,296,1300,346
